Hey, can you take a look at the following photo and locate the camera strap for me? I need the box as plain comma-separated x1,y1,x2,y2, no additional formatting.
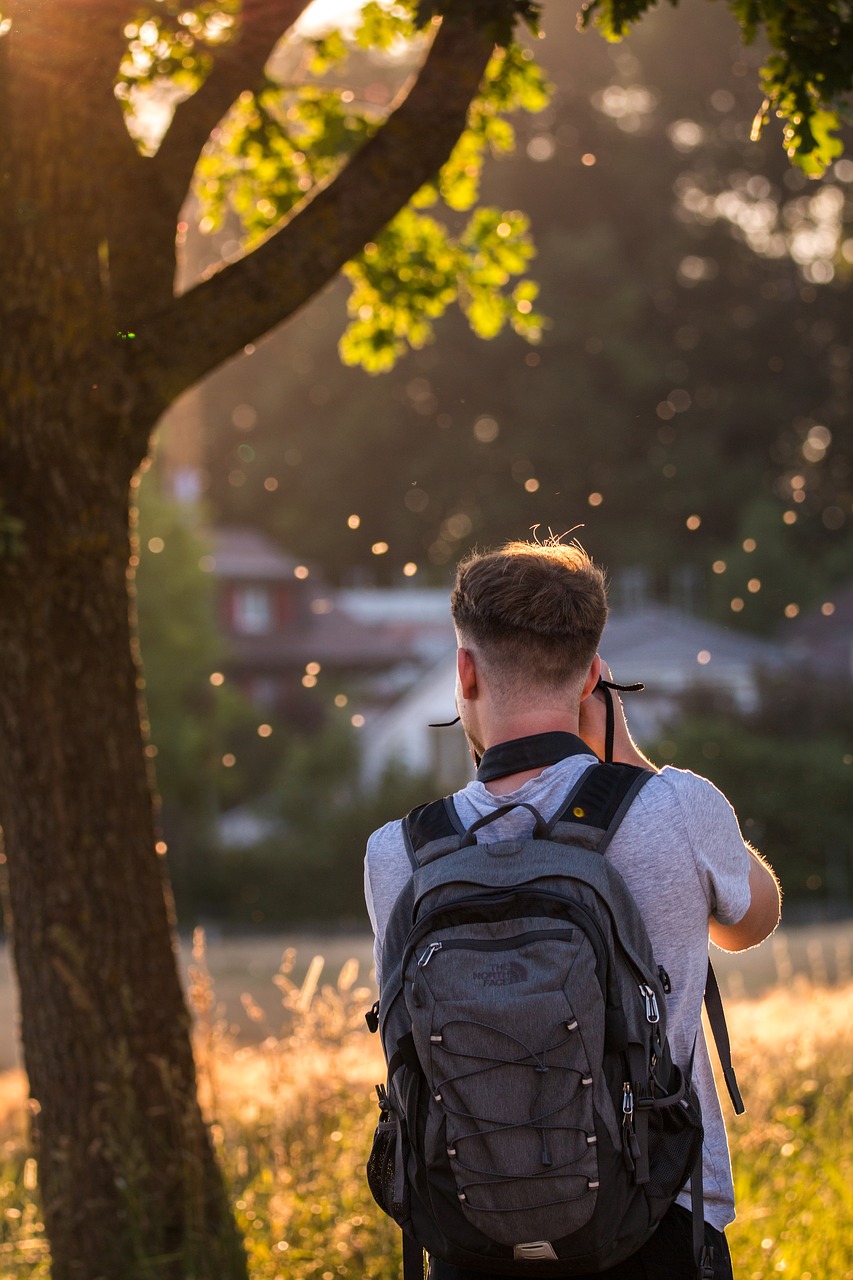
596,677,645,762
430,678,645,767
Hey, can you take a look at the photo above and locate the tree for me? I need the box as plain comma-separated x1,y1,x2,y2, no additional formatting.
0,2,850,1278
0,4,537,1276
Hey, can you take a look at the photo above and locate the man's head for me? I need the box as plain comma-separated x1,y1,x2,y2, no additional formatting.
450,539,607,711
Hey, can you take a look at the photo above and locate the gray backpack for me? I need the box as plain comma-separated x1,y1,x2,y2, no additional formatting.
366,751,740,1279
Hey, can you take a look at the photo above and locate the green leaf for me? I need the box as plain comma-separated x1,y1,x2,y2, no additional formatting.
354,1,418,49
194,82,375,243
582,0,852,174
432,44,552,213
339,204,542,371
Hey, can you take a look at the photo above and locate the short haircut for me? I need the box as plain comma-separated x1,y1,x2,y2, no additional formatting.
450,539,607,691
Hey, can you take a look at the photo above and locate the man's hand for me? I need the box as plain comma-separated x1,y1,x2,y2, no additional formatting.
578,659,657,770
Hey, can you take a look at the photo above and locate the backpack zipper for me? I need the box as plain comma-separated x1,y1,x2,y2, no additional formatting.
417,927,578,968
405,888,664,1025
404,890,609,982
639,984,660,1024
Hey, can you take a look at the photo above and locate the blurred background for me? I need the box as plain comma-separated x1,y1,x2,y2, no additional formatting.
134,0,852,932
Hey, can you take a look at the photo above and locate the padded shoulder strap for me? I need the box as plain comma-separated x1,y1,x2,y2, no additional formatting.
551,762,653,854
404,797,465,863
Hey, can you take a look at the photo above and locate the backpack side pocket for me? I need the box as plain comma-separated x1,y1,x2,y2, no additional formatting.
367,1085,410,1225
637,1066,703,1209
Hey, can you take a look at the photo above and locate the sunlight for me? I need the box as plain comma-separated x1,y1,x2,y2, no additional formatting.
295,0,370,38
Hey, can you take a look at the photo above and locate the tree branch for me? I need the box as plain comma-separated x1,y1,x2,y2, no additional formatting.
139,13,495,404
154,0,314,217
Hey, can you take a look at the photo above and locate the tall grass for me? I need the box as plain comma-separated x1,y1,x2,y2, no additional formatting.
725,984,853,1280
0,936,850,1278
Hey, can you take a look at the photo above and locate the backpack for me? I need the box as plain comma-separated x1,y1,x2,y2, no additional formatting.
366,750,742,1280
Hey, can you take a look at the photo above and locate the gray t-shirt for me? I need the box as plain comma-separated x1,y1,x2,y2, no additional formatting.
364,753,752,1232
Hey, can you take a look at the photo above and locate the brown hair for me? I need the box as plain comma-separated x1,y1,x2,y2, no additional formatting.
450,539,607,691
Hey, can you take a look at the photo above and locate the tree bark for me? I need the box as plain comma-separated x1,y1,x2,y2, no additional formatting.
0,10,247,1278
0,451,247,1280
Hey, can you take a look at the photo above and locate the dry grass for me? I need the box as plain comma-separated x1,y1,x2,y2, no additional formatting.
0,936,851,1278
724,981,853,1280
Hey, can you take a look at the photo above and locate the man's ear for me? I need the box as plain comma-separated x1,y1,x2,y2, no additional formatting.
579,653,602,703
456,647,479,701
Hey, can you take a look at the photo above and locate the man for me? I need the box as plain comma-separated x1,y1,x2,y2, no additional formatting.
364,538,781,1279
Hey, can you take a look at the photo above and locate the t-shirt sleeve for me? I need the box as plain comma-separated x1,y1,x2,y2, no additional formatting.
363,846,383,988
664,768,752,926
364,818,410,989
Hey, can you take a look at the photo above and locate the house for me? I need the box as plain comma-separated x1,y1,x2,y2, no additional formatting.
358,656,473,791
208,526,414,717
596,602,791,738
358,603,793,789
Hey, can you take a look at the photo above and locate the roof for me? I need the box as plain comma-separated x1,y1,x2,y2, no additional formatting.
206,526,301,582
358,604,793,771
336,586,455,665
337,587,452,625
600,603,789,690
224,605,409,671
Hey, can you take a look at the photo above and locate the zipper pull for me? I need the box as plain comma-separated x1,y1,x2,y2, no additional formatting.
639,984,660,1024
365,1000,380,1033
621,1083,636,1173
418,941,442,968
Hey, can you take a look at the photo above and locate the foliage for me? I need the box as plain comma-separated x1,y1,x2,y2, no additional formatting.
116,0,242,148
579,0,853,174
416,0,542,46
705,497,844,634
133,477,258,888
199,723,435,926
340,205,542,372
202,0,852,606
336,42,548,370
192,31,551,373
194,82,376,244
651,672,853,905
725,985,853,1279
1,962,851,1278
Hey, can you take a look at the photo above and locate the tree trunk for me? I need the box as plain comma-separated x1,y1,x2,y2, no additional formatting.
0,439,247,1280
0,13,246,1272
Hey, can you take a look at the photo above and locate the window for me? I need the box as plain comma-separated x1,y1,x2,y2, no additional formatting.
233,586,273,635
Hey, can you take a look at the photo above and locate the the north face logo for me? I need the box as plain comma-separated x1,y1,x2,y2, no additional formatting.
472,961,527,987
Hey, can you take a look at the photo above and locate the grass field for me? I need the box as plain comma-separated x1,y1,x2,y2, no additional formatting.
0,932,851,1278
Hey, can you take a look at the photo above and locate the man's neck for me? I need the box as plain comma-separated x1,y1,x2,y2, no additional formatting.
478,712,589,796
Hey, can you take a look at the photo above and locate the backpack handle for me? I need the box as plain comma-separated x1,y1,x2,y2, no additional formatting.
459,801,549,847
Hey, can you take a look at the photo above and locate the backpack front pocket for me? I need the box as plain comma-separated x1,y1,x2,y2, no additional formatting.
407,923,605,1245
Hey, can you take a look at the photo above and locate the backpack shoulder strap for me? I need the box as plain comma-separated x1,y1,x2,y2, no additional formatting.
403,797,465,867
550,762,654,853
704,958,745,1114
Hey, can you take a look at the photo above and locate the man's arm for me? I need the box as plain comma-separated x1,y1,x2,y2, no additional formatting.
580,657,782,952
709,846,781,952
